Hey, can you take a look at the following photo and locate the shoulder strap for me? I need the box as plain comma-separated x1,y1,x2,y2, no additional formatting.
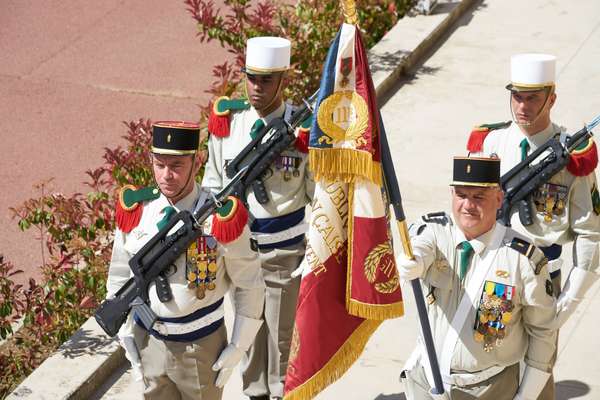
421,211,450,226
507,237,548,275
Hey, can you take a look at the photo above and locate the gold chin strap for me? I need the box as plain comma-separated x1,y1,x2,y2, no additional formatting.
510,85,555,127
244,72,285,115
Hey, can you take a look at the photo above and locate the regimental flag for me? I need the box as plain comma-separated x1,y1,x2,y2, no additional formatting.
283,23,404,400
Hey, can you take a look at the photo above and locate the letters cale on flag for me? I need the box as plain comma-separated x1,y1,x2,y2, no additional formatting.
283,22,403,400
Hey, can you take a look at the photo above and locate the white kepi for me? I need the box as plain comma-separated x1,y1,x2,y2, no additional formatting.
506,53,556,92
245,36,291,75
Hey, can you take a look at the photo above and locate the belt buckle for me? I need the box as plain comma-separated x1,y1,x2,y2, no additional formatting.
153,322,168,336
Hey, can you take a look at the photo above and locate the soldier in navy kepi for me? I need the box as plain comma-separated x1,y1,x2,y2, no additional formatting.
397,156,557,400
106,121,265,400
202,36,313,400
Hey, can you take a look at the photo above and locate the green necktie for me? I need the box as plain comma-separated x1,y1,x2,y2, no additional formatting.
520,138,529,161
458,241,473,281
250,118,265,140
156,206,176,230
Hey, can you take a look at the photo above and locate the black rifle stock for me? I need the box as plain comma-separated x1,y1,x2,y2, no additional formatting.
498,119,598,226
95,92,317,338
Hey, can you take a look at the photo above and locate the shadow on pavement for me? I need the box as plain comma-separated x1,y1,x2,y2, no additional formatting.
375,393,407,400
60,328,115,358
555,380,590,400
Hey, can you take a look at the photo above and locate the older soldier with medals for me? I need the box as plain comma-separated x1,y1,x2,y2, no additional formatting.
202,37,314,400
106,121,265,399
467,54,600,399
398,157,557,400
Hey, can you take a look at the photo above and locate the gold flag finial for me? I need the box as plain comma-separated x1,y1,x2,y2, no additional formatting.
341,0,358,25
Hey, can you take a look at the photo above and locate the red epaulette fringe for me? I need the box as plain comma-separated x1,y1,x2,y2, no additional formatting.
567,140,598,176
208,106,230,138
295,128,310,153
211,196,249,244
467,128,490,153
115,200,143,233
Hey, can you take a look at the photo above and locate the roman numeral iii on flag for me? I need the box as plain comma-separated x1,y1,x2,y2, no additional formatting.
283,13,405,400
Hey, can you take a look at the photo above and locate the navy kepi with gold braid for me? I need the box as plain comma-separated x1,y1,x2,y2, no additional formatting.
152,121,200,155
451,157,500,187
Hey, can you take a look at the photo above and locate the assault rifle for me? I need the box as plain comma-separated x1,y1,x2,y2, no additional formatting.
95,92,318,337
498,114,600,226
225,91,318,204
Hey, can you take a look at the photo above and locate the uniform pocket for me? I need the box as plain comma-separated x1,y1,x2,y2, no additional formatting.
424,257,454,291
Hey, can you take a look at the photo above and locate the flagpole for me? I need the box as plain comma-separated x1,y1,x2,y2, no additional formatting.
379,118,445,396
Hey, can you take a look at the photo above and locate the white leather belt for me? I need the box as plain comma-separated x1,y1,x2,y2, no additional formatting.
252,222,308,245
152,302,224,336
547,259,563,274
443,365,505,387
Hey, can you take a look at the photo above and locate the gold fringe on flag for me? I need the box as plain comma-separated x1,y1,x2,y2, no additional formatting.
309,148,382,186
347,299,404,320
283,319,381,400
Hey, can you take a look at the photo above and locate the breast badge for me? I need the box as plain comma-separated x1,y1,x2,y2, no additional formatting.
275,155,302,181
187,235,218,299
473,280,515,352
532,183,568,222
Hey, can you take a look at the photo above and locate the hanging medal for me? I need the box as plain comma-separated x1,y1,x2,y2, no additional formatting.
186,235,219,300
473,280,515,352
292,157,301,178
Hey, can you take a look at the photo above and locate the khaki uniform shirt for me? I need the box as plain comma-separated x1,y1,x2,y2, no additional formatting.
106,183,265,321
411,215,557,373
202,103,314,219
481,122,600,272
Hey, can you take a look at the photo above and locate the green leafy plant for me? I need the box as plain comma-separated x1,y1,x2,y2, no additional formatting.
0,2,412,397
186,0,413,104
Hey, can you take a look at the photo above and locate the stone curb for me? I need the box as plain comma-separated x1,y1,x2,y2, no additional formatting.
372,0,479,99
6,318,124,400
6,1,478,398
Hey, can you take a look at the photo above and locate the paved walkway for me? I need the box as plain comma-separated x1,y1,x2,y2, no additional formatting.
96,0,600,399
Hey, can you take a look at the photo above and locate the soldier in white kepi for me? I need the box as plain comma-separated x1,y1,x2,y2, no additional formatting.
398,156,557,400
467,54,600,398
106,121,265,400
202,37,314,400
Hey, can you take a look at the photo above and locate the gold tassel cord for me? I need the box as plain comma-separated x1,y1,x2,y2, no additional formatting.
341,0,359,25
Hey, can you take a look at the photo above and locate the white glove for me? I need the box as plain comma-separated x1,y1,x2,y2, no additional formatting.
397,254,425,281
514,367,551,400
211,314,262,388
116,316,144,382
556,268,599,328
212,343,244,388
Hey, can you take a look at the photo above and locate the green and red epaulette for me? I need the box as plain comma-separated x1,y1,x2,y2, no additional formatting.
567,137,598,176
467,121,512,153
115,185,160,233
210,196,248,243
207,96,251,138
294,115,313,153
